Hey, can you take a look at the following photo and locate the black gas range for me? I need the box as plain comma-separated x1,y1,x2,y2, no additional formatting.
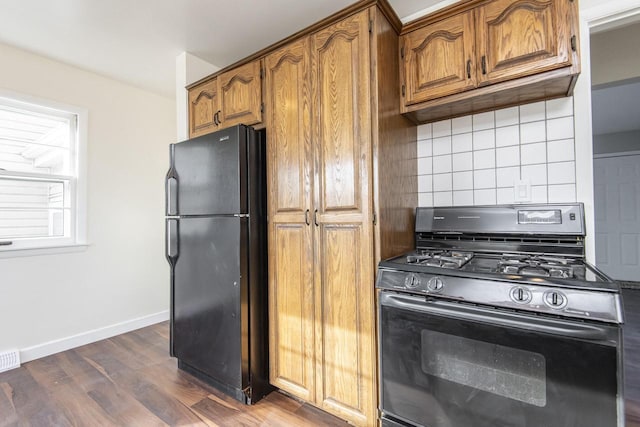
377,203,624,427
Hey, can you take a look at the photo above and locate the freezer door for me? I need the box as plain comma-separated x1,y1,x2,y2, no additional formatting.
167,125,249,216
169,216,249,391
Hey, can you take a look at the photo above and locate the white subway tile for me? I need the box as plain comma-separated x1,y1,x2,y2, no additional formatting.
433,173,453,191
473,111,495,130
495,106,519,127
496,166,520,187
548,161,575,184
496,125,520,147
547,138,575,162
452,116,473,134
474,169,496,189
547,116,574,141
418,175,432,193
453,171,473,190
531,185,548,203
433,119,452,138
520,121,546,144
497,188,515,204
417,123,432,140
521,142,546,165
418,192,433,207
473,149,496,169
434,191,453,206
473,129,495,150
417,139,433,158
433,154,452,173
453,190,474,206
417,157,433,175
549,184,576,202
519,101,546,123
452,132,473,153
474,189,497,205
496,146,520,167
453,152,473,171
521,164,547,185
433,136,452,156
546,97,573,119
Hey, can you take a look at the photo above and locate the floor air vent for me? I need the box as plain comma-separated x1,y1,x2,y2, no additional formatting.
0,349,20,373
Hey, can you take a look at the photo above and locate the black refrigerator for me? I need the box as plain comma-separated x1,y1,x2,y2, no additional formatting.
165,124,271,404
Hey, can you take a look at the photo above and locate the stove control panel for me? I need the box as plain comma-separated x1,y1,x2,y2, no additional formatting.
376,268,623,324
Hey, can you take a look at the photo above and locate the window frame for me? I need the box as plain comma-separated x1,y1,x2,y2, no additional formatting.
0,90,88,257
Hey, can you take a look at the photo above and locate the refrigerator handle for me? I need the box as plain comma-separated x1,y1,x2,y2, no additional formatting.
166,145,179,215
166,218,179,265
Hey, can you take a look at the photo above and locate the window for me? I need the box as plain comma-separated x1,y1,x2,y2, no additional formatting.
0,95,85,252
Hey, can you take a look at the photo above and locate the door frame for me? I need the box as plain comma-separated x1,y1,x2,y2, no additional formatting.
573,0,640,263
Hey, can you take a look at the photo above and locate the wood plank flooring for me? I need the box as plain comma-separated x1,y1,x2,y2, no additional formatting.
0,321,347,427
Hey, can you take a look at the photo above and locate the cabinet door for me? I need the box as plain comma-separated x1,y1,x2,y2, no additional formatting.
264,38,315,402
218,60,263,128
188,78,219,138
476,0,571,85
311,9,376,426
402,11,475,105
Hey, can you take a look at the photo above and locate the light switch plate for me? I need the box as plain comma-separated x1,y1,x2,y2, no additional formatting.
514,179,531,202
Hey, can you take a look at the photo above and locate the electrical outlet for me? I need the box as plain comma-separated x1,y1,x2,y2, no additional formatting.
514,180,531,203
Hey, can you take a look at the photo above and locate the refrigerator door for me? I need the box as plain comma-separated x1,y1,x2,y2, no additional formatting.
169,215,249,393
167,126,248,216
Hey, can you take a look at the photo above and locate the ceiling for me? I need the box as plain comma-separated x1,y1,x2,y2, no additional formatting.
0,0,454,99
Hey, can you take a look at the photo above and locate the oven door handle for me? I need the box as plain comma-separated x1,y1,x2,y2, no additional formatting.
380,293,617,343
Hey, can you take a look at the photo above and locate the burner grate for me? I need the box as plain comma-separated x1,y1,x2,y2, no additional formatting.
497,255,578,279
406,250,474,269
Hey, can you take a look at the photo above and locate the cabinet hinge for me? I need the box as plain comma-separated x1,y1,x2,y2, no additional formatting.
570,35,577,52
400,46,405,59
260,68,264,79
260,102,264,114
373,212,378,226
369,19,373,34
401,85,406,97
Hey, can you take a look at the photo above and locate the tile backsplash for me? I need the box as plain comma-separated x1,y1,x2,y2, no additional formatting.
416,97,576,207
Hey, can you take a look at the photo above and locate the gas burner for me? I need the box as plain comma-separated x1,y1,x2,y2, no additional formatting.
498,254,578,279
406,250,474,269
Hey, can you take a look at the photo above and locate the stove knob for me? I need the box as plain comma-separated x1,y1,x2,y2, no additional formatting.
404,274,420,289
427,277,444,292
510,287,532,304
544,291,567,309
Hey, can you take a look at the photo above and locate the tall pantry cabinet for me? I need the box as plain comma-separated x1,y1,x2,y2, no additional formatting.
265,4,416,426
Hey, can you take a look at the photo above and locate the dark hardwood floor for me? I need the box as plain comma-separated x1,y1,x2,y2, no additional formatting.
0,321,347,427
623,288,640,427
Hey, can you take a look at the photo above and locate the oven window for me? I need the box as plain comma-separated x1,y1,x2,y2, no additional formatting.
421,330,546,407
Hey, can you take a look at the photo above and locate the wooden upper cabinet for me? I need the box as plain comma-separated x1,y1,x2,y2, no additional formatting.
218,59,263,128
264,37,315,403
400,0,579,123
476,0,571,85
188,78,219,138
402,11,475,105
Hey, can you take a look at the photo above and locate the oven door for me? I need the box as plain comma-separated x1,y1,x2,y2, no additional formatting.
379,292,622,427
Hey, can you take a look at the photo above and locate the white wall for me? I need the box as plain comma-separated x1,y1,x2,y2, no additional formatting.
0,41,175,361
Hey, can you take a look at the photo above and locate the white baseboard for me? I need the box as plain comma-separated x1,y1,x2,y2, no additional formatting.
20,310,170,363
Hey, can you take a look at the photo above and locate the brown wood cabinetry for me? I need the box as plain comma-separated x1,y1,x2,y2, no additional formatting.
265,5,416,426
400,0,580,123
188,78,219,138
188,60,263,137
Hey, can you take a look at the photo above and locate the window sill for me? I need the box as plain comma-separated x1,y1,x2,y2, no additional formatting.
0,243,89,259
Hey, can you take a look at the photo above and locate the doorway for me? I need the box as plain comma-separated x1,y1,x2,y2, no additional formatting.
591,23,640,283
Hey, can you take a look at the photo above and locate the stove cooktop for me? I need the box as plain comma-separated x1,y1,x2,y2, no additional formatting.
381,248,618,292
